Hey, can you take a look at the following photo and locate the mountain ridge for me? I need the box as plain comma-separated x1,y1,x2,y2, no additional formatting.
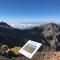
0,22,60,51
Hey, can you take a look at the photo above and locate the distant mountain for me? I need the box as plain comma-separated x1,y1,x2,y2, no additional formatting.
0,22,60,51
0,22,12,27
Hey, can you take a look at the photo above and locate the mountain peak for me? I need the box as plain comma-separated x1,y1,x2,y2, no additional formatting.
0,22,12,27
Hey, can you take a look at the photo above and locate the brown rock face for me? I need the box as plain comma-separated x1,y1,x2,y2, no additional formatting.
40,23,60,51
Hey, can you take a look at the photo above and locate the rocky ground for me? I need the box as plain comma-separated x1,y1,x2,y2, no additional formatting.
0,52,60,60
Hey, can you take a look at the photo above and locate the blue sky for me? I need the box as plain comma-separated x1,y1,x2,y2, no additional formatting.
0,0,60,25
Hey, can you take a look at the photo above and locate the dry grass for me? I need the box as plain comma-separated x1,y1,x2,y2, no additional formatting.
10,46,21,55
